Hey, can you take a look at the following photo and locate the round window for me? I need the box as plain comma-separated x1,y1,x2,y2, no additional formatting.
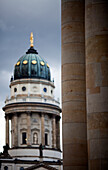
22,86,26,91
14,88,17,92
43,88,47,92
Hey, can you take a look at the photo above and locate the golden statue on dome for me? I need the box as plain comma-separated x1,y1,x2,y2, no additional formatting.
30,32,34,47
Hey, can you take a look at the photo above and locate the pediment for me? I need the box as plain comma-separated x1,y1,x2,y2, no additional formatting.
24,163,57,170
31,128,40,131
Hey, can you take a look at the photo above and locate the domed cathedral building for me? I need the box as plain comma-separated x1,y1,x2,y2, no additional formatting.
0,33,62,170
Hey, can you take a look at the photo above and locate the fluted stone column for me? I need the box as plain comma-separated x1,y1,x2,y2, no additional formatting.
56,117,60,149
52,115,56,148
62,0,88,169
85,1,108,169
14,113,18,146
41,113,45,145
27,112,31,145
5,115,9,145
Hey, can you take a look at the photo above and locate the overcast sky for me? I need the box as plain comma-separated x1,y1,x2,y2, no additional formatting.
0,0,61,152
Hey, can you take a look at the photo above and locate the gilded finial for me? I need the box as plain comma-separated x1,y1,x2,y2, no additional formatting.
30,32,34,47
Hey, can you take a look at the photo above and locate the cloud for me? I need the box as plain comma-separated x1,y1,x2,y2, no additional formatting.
0,19,7,31
0,70,12,101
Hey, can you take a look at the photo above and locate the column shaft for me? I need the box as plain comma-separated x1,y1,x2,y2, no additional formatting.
5,115,9,145
14,114,18,146
52,116,56,148
85,1,108,169
41,113,45,145
62,0,88,169
56,118,60,149
27,112,31,145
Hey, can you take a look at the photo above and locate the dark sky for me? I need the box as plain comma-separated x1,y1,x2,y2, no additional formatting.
0,0,61,151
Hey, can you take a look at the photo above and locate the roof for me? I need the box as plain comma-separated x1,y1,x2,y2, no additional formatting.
14,47,51,81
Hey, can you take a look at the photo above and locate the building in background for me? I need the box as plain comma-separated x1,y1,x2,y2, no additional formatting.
62,0,108,169
0,33,62,170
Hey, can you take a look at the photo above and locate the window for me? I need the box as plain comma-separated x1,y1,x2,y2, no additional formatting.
14,87,17,92
22,86,26,91
33,132,38,144
4,167,8,170
20,167,24,170
43,87,47,92
45,133,48,145
22,132,27,144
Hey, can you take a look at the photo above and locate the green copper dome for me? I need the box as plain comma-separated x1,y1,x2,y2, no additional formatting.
14,47,51,81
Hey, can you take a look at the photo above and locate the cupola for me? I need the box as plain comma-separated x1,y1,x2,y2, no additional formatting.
14,33,51,81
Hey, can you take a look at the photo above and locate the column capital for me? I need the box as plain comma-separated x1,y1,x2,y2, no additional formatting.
52,114,56,119
5,114,9,119
14,113,18,116
26,111,31,115
41,113,44,117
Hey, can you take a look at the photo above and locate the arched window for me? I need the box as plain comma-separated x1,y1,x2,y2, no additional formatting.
33,132,38,144
22,132,27,144
45,133,48,146
4,166,8,170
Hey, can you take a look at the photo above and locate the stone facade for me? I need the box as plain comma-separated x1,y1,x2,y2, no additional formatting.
62,0,108,169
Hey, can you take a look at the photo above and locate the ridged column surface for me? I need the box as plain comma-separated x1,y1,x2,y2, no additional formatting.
62,0,88,169
56,118,60,149
41,113,45,145
14,114,18,146
27,112,31,145
5,115,9,146
85,1,108,169
52,116,56,148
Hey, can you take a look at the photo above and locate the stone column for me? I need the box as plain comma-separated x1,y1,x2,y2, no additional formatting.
11,116,14,147
56,117,60,149
41,113,45,145
52,115,56,148
14,113,18,146
85,1,108,169
62,0,88,169
5,114,9,145
27,112,31,145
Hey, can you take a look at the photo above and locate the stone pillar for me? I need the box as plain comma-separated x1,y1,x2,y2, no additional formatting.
27,112,31,145
56,117,60,149
14,113,18,146
11,116,14,147
85,1,108,169
52,115,56,148
62,0,88,169
5,114,9,145
41,113,45,145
